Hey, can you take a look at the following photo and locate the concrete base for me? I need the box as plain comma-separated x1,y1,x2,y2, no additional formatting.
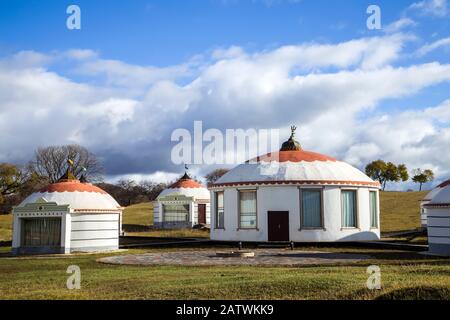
428,243,450,256
153,221,192,229
70,246,119,253
12,246,119,255
12,246,65,255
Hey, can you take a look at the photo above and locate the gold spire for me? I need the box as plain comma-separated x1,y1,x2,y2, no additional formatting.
58,158,77,181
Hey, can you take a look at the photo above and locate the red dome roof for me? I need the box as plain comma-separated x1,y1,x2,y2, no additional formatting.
249,150,337,163
39,180,108,194
169,173,204,189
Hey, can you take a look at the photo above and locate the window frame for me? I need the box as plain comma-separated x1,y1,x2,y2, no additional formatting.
369,190,378,229
162,203,190,223
340,189,359,229
215,191,225,230
237,189,258,230
299,187,325,230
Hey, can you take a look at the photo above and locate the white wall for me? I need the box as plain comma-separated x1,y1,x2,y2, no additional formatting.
69,213,120,252
427,208,450,255
210,185,380,242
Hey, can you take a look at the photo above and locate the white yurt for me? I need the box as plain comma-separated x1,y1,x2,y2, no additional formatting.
423,183,450,256
153,172,210,229
12,171,122,255
209,127,381,243
420,179,450,228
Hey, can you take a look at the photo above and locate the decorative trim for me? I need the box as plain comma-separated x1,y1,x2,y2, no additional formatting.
210,179,380,189
424,203,450,208
73,209,122,213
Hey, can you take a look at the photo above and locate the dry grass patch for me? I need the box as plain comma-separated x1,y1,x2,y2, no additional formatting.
380,191,427,233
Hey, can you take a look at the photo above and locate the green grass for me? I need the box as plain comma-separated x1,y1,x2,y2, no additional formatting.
1,193,449,300
0,247,449,300
122,202,153,226
380,191,428,233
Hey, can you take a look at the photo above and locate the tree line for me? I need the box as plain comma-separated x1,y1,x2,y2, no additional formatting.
365,160,434,191
0,145,169,214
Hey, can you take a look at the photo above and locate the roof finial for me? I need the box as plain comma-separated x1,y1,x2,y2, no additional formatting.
280,125,302,151
181,164,191,180
58,158,77,181
290,125,297,138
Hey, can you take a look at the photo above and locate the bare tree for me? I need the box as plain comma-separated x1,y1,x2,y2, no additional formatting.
205,168,229,185
29,145,104,183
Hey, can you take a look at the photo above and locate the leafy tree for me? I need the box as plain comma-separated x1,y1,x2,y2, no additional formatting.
0,163,23,205
29,145,103,183
365,160,409,190
205,168,229,185
412,169,434,191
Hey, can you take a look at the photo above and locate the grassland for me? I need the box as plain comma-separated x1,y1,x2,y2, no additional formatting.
2,190,448,300
380,191,427,233
0,246,448,299
122,202,153,226
0,214,12,242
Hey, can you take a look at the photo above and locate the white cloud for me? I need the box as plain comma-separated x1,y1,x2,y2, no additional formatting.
64,49,98,61
409,0,448,17
384,18,417,33
417,36,450,56
1,33,450,189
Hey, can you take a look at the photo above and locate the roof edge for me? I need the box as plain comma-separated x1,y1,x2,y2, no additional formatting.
209,180,381,189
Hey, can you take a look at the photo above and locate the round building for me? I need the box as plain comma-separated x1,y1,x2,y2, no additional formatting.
209,128,381,243
12,173,122,254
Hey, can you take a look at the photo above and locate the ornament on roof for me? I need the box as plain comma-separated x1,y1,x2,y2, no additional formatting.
58,158,77,181
280,125,302,151
181,164,191,180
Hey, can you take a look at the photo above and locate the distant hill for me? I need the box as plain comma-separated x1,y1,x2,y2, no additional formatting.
380,191,428,233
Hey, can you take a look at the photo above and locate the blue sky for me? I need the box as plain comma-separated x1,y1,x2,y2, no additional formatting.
0,0,450,190
2,0,448,65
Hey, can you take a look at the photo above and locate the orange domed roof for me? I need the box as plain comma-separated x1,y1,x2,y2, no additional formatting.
169,173,204,189
250,150,337,163
39,180,108,194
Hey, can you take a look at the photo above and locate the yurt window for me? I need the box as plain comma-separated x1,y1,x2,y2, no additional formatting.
215,192,225,229
369,191,378,228
21,218,61,247
300,189,323,229
341,190,358,228
239,190,257,229
162,204,190,222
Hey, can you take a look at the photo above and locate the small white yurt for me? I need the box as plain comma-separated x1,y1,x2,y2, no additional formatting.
209,127,381,243
153,172,210,229
12,171,122,255
423,183,450,256
420,179,450,228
